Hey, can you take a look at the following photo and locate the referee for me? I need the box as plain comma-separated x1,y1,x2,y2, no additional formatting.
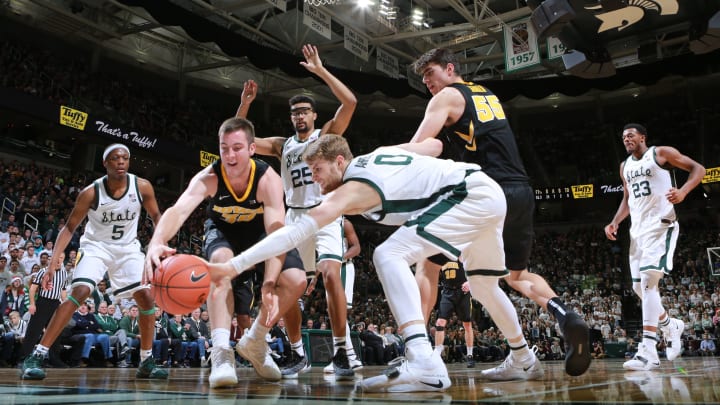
20,252,70,360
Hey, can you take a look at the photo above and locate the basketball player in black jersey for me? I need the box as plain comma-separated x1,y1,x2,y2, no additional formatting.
145,117,306,388
410,48,590,378
434,261,476,368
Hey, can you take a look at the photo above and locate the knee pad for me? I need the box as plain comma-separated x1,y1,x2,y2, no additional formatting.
435,325,445,332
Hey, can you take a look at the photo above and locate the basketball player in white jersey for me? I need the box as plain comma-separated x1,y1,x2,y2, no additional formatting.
209,135,543,392
604,123,705,371
236,44,359,378
323,217,362,373
21,144,166,380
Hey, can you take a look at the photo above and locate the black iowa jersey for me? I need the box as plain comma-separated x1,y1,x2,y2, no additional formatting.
441,82,528,184
439,261,467,290
206,158,268,251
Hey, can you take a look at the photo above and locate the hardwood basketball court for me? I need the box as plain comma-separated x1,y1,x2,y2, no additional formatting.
3,356,718,404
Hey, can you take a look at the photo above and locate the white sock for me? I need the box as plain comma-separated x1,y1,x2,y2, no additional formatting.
212,328,231,349
291,340,305,357
248,320,270,341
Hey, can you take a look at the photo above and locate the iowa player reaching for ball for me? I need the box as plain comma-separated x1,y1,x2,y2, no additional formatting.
21,144,165,380
434,261,476,368
410,48,591,378
144,118,306,388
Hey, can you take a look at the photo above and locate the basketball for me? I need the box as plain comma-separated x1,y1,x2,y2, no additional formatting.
152,254,210,315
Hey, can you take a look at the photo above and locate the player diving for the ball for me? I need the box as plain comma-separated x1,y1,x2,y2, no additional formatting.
144,117,307,388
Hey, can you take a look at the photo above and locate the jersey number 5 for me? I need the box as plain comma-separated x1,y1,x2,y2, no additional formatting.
112,224,125,240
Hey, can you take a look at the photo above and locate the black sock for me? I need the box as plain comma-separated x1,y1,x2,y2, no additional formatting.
547,296,570,330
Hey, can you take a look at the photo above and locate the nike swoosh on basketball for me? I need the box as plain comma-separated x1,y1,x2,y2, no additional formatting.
190,271,208,282
420,380,445,389
218,195,231,200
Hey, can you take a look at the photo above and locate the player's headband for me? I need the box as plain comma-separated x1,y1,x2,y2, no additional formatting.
102,144,131,161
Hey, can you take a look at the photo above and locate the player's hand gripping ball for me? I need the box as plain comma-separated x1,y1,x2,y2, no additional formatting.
152,254,210,315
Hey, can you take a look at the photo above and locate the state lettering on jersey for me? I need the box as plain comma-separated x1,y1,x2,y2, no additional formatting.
625,165,652,183
354,156,369,168
101,210,137,224
212,205,264,224
285,151,304,169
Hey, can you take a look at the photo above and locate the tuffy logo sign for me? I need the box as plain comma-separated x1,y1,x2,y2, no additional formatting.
571,184,594,199
200,150,219,168
59,106,88,130
703,167,720,184
587,0,679,33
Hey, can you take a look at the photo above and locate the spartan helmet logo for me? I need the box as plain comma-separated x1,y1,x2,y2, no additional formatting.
586,0,679,33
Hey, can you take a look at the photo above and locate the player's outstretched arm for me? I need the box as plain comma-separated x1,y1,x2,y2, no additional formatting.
209,181,378,281
144,167,214,283
234,79,286,158
299,44,356,136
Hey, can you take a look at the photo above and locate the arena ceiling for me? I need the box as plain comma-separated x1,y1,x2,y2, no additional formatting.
3,0,720,113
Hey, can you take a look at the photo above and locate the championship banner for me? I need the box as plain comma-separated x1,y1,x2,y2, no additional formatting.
376,48,399,79
263,0,286,12
59,106,88,130
200,150,219,168
344,27,369,61
546,36,566,60
703,167,720,183
406,66,426,94
303,4,332,40
571,184,594,199
504,18,540,72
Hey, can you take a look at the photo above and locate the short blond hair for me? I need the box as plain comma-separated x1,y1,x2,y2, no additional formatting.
303,134,353,164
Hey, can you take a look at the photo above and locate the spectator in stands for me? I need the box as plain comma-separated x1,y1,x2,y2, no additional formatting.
359,323,385,365
1,310,26,366
71,302,112,367
591,341,607,359
383,325,402,362
550,339,564,360
186,308,209,367
169,314,197,368
1,276,29,317
700,333,716,356
0,257,10,291
119,305,142,364
152,308,178,368
95,301,131,367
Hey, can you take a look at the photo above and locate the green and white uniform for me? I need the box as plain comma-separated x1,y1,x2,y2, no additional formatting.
281,130,343,275
623,146,678,277
73,174,146,298
343,146,507,274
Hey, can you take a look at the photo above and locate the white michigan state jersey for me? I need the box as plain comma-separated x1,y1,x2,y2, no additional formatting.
281,129,323,208
81,174,143,245
623,146,675,235
343,146,482,226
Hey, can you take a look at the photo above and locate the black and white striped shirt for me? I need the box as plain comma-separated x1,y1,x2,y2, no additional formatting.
32,267,69,301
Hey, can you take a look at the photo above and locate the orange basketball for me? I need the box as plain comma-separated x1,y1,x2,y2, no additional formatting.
152,254,210,315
